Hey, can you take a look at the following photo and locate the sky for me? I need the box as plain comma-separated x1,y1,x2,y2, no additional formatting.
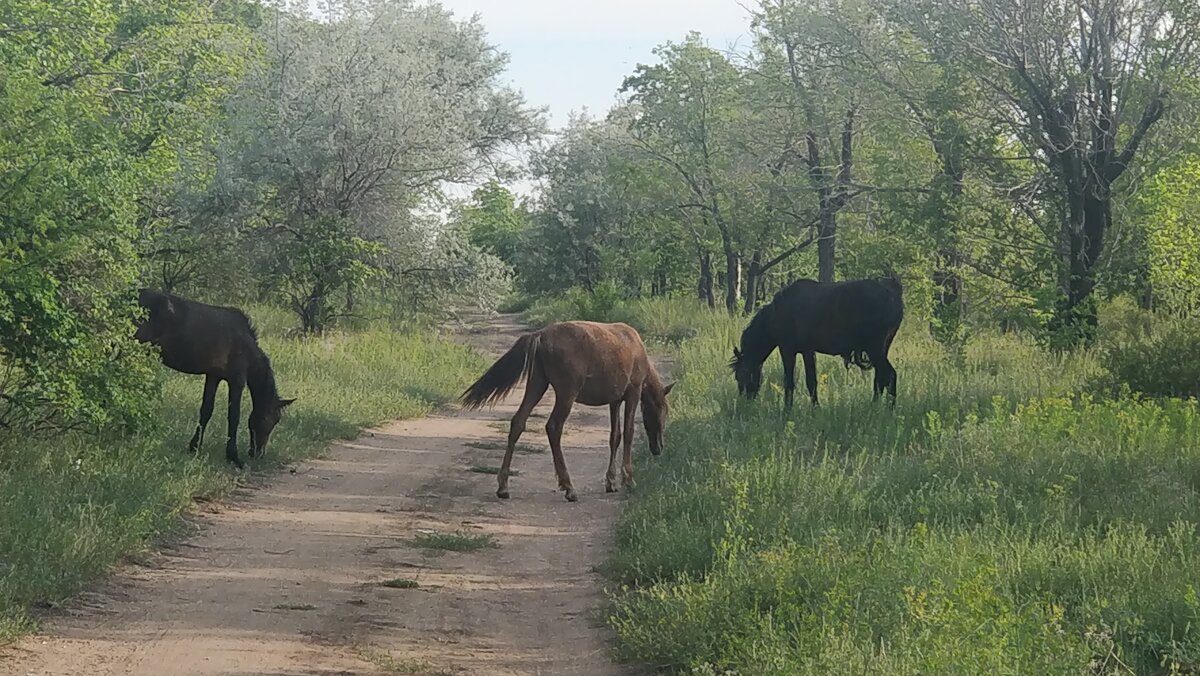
432,0,755,128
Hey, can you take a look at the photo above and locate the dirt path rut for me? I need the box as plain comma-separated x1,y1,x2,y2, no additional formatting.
3,313,643,676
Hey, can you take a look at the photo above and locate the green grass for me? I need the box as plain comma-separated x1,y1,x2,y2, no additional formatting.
412,531,497,552
465,440,544,454
272,602,318,611
527,295,1200,674
380,578,420,589
353,645,452,674
0,308,486,643
468,465,518,476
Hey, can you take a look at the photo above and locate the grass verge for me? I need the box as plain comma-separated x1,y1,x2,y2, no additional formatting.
526,295,1200,674
0,308,486,643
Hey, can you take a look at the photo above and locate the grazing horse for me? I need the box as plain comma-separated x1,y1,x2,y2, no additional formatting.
135,289,295,468
730,277,904,408
460,321,674,502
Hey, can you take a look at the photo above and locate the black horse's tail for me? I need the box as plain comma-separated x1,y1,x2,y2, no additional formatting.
843,350,874,371
460,333,540,409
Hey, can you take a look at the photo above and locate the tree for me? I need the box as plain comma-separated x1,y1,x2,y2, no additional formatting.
218,0,542,330
0,0,254,432
902,0,1200,344
458,181,527,266
620,35,749,312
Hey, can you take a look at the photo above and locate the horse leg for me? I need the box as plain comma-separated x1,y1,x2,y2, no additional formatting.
780,351,797,409
621,387,640,488
870,350,896,404
224,376,245,469
545,389,578,502
883,356,898,406
189,375,219,453
497,372,548,500
802,352,819,405
605,401,622,493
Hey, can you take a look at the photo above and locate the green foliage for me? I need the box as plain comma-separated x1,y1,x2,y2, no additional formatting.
1096,317,1200,400
599,299,1200,674
0,0,253,432
458,181,527,265
0,318,485,641
265,216,384,333
1139,155,1200,315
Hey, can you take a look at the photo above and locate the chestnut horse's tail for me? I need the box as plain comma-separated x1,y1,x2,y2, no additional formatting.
460,333,540,409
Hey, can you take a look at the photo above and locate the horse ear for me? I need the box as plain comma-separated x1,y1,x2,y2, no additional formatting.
663,383,675,397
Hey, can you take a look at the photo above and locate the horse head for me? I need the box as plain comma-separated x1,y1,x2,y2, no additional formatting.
729,346,762,399
134,289,177,344
641,382,674,455
249,397,296,456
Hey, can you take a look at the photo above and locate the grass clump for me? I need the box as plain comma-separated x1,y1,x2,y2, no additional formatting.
0,308,486,642
601,300,1200,675
380,578,420,589
413,531,497,552
468,465,518,476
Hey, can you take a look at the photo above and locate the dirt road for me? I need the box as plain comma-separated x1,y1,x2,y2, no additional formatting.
3,313,645,676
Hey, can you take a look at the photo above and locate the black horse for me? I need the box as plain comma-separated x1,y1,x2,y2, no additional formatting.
135,289,294,467
730,277,904,408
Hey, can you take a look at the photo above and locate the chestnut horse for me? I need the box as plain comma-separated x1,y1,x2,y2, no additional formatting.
460,321,673,502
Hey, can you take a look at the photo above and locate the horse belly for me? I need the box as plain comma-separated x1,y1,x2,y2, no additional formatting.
576,378,628,406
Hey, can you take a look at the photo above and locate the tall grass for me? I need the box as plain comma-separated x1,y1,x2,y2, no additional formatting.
533,294,1200,674
0,309,485,642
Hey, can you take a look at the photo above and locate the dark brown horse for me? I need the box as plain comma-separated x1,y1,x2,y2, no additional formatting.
135,289,294,468
460,321,673,502
731,277,904,408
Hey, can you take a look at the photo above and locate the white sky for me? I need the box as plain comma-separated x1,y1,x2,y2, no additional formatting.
433,1,754,128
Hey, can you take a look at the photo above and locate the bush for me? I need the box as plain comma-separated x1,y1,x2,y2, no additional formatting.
1097,318,1200,399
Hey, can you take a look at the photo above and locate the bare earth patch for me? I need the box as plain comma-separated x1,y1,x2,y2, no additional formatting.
2,313,648,676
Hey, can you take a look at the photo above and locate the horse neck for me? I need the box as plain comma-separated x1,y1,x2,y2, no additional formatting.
741,304,778,364
246,349,278,409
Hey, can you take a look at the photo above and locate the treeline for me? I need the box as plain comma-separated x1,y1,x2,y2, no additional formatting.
1,0,540,434
464,0,1200,352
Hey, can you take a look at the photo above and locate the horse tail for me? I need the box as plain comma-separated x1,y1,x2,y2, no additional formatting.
460,333,540,409
843,350,874,371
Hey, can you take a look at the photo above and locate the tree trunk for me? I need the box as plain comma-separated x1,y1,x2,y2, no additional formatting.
723,245,741,314
1055,189,1108,344
698,251,715,308
743,251,762,315
817,206,836,283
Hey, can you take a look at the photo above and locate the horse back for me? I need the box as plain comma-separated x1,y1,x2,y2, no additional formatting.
139,290,260,377
535,321,653,403
772,278,903,353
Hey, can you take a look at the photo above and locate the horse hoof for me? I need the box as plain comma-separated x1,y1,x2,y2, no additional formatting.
605,484,618,493
496,489,510,500
565,491,578,502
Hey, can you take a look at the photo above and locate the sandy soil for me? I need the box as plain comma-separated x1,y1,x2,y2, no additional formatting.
2,313,649,676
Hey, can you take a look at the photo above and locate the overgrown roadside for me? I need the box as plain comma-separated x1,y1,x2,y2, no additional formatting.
2,312,649,675
0,313,485,643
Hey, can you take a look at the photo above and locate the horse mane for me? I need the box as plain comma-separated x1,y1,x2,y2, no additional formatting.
732,301,777,369
247,348,279,408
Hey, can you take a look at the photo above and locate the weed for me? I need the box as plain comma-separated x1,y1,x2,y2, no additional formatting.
468,465,517,476
380,578,419,589
412,531,497,552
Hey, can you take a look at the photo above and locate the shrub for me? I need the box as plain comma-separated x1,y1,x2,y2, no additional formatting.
1097,318,1200,399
